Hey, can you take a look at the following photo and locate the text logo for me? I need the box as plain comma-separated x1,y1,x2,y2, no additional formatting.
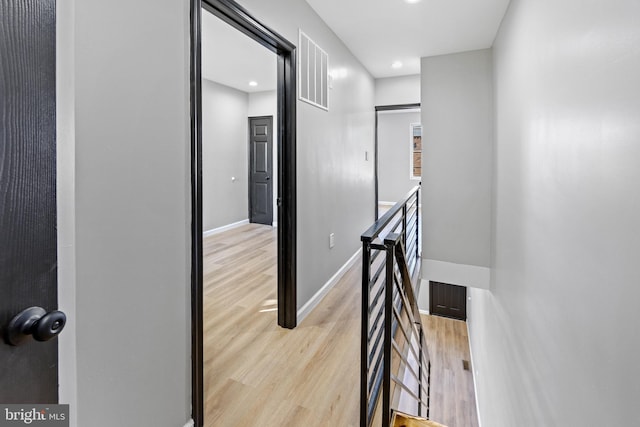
0,405,68,427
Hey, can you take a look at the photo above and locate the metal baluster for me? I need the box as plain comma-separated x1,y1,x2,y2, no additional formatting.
418,324,423,417
416,189,420,261
382,238,396,427
402,204,407,252
361,241,371,427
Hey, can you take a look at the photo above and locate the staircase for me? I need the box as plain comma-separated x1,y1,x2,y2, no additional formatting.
360,186,437,427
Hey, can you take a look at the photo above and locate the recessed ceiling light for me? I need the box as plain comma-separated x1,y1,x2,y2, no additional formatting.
405,0,421,3
249,81,258,87
392,61,403,69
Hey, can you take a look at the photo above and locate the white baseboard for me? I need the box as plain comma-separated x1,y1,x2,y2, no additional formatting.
297,248,362,323
183,419,194,427
421,259,491,290
272,221,278,228
203,219,249,237
467,322,483,427
419,309,429,316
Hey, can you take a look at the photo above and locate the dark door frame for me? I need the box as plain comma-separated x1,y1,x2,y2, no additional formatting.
190,0,297,425
248,115,274,225
374,103,421,220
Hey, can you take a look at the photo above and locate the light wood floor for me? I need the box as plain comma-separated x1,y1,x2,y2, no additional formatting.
421,315,479,427
203,223,478,427
203,223,360,426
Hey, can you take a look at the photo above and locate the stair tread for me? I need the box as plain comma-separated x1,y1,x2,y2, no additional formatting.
391,411,448,427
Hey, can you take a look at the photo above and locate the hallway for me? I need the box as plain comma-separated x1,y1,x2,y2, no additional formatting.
203,224,478,426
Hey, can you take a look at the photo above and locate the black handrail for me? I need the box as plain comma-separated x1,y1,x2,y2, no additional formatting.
361,186,429,427
361,186,421,242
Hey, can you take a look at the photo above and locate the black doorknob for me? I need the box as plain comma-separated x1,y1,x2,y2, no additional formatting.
266,175,271,180
5,306,66,346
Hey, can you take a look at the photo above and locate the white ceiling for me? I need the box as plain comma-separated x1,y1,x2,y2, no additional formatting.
202,9,277,93
202,0,510,90
305,0,511,78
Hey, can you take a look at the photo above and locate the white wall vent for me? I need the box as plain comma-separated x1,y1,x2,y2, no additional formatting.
298,30,329,111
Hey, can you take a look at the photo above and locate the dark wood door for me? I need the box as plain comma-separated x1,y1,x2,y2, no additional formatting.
249,116,273,225
0,0,59,403
430,281,467,321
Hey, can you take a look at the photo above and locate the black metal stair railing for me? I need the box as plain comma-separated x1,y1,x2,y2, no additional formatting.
360,186,431,427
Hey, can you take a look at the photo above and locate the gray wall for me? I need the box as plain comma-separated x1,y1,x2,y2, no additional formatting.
421,50,494,267
58,0,373,423
375,75,421,106
469,0,640,425
239,0,376,311
378,110,421,202
248,90,276,117
58,0,374,424
63,0,191,426
202,79,249,231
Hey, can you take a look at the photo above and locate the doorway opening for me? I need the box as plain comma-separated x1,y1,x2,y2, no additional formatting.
374,103,421,219
429,281,467,321
190,0,297,425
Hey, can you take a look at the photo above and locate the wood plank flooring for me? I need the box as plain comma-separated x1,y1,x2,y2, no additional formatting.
421,315,479,427
203,223,360,426
203,223,478,427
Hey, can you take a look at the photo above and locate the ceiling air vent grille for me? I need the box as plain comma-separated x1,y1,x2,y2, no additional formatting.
298,30,329,111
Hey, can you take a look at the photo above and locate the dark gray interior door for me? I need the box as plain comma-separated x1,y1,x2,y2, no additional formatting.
0,0,59,403
430,281,467,321
249,116,273,225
